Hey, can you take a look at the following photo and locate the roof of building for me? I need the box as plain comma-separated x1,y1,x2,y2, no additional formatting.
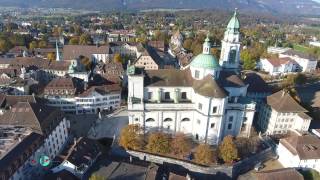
298,112,312,120
79,84,121,97
144,68,227,98
267,90,307,113
0,127,43,179
282,49,317,60
0,94,37,108
244,73,272,93
219,71,245,87
255,168,304,180
265,57,296,67
44,169,79,180
44,77,83,96
0,101,63,135
280,134,320,160
55,137,101,167
63,45,112,60
169,172,187,180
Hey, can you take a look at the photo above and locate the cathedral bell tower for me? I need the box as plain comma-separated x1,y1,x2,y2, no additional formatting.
219,9,241,72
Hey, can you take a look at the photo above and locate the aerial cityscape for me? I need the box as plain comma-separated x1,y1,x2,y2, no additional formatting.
0,0,320,180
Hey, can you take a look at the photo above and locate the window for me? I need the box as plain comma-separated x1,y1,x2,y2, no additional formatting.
146,118,155,122
164,118,173,122
164,92,170,100
229,116,234,122
181,118,190,122
135,118,139,121
212,106,217,113
228,123,232,130
195,70,200,78
197,119,201,124
211,123,215,128
198,103,202,110
148,92,152,99
181,92,187,99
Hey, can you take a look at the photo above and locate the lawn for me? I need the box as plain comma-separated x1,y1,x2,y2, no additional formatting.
293,44,310,53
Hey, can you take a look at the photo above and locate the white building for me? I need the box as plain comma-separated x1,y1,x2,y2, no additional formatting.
127,11,256,145
258,57,297,76
258,90,312,135
44,77,121,114
279,50,318,72
267,46,291,54
310,41,320,47
278,133,320,172
0,101,70,180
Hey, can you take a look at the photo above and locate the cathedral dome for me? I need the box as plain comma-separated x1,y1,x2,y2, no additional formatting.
190,53,219,70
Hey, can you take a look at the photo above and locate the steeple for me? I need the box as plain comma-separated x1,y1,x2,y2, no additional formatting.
203,34,211,55
56,40,60,61
226,8,240,34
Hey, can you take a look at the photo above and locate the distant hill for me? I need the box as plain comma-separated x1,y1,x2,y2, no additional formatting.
0,0,319,15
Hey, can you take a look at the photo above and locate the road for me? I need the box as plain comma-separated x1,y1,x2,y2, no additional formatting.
88,109,129,139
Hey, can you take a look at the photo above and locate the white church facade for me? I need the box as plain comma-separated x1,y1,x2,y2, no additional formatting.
127,11,256,145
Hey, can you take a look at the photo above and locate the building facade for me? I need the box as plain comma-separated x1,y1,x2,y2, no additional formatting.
279,50,318,72
127,11,256,145
258,57,297,76
257,90,312,135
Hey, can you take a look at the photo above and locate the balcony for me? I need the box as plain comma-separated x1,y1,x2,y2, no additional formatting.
144,100,194,110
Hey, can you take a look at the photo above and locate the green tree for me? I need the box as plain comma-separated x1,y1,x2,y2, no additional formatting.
194,144,216,165
171,133,192,158
282,73,307,88
69,37,79,45
119,125,144,150
241,49,256,70
79,33,92,45
218,135,239,164
0,39,13,52
147,132,171,154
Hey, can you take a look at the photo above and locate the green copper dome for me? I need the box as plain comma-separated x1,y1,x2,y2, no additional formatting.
227,10,240,30
190,54,219,69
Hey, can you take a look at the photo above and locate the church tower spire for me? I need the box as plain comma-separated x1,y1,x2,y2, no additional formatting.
219,8,241,72
56,40,61,61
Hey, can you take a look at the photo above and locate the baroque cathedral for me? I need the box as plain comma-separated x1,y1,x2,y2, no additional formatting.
127,11,256,145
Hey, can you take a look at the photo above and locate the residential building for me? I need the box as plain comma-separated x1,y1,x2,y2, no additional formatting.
238,168,304,180
279,50,318,72
278,133,320,172
63,45,112,63
258,57,297,76
51,137,101,179
133,45,162,70
127,11,256,145
107,30,135,42
43,77,121,114
0,101,70,180
257,90,312,135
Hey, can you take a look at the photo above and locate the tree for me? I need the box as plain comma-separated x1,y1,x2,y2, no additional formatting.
218,135,239,164
47,52,56,61
29,41,38,50
211,48,220,59
183,39,193,50
235,137,260,159
38,41,47,48
0,39,13,52
171,133,192,158
119,124,144,150
89,174,105,180
79,33,92,45
79,56,92,71
113,53,122,64
147,132,171,154
241,49,256,70
194,144,216,165
69,37,79,45
282,73,307,88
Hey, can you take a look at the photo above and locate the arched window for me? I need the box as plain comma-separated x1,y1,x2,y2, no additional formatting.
146,118,155,122
164,118,173,122
228,49,237,63
181,118,190,122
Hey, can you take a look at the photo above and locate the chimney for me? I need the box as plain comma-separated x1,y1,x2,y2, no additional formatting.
84,82,88,90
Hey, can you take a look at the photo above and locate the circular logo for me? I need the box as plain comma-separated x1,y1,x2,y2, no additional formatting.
39,155,51,167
